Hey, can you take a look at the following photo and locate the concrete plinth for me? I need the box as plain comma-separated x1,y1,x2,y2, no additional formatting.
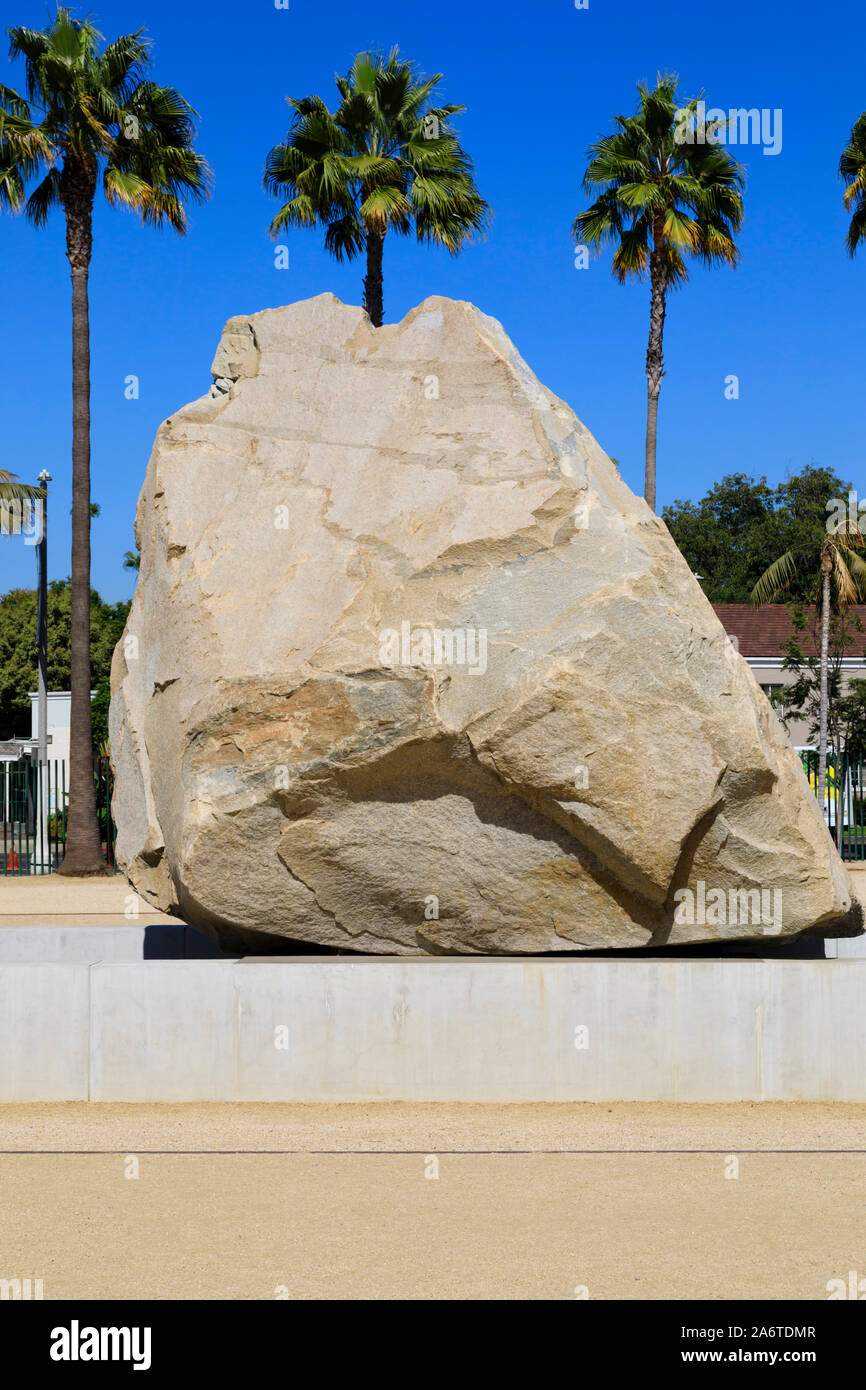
2,957,866,1102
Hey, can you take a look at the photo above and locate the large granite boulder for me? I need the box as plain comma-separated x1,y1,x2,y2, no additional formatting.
110,293,859,954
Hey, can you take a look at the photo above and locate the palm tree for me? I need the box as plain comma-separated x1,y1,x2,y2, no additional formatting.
0,470,43,504
573,75,744,512
751,525,866,816
839,113,866,256
0,7,210,875
264,47,489,327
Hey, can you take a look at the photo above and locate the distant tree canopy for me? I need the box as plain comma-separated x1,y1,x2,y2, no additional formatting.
0,581,130,740
663,465,852,603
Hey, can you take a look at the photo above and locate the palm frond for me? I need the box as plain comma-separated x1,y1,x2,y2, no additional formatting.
0,468,45,501
750,550,798,606
832,547,860,606
840,112,866,254
25,166,61,224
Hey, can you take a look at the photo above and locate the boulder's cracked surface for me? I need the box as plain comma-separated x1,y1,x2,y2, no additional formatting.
110,293,859,953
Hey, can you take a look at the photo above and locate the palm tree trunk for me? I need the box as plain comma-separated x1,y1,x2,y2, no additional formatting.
363,226,385,328
58,164,107,876
644,220,668,513
645,389,660,512
818,560,831,826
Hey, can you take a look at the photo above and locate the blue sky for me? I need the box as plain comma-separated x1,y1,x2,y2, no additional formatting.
1,0,864,602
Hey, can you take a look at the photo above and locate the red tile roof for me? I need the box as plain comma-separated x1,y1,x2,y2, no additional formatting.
712,604,866,658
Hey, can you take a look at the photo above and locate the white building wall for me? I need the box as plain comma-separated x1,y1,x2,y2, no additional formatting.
28,690,72,772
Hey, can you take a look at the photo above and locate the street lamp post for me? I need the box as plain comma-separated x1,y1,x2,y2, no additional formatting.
36,470,51,766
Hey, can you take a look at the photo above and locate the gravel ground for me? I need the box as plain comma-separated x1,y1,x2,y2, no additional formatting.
1,1100,866,1151
1,1104,865,1299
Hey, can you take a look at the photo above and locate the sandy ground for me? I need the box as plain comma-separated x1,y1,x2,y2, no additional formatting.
1,1103,865,1299
0,874,178,928
2,1100,866,1150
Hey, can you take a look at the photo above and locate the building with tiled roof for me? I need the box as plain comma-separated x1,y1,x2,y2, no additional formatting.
712,604,866,745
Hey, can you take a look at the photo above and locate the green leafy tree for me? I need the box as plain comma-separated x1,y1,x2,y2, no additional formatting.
264,47,489,327
574,76,744,511
0,581,129,743
0,7,210,874
664,473,780,601
839,112,866,256
664,466,853,601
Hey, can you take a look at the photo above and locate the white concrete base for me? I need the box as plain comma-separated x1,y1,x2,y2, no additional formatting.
0,964,89,1101
0,925,149,962
0,924,234,961
825,935,866,958
3,957,866,1102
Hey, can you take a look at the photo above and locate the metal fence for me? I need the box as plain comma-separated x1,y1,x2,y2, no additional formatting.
798,748,866,861
1,756,115,875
